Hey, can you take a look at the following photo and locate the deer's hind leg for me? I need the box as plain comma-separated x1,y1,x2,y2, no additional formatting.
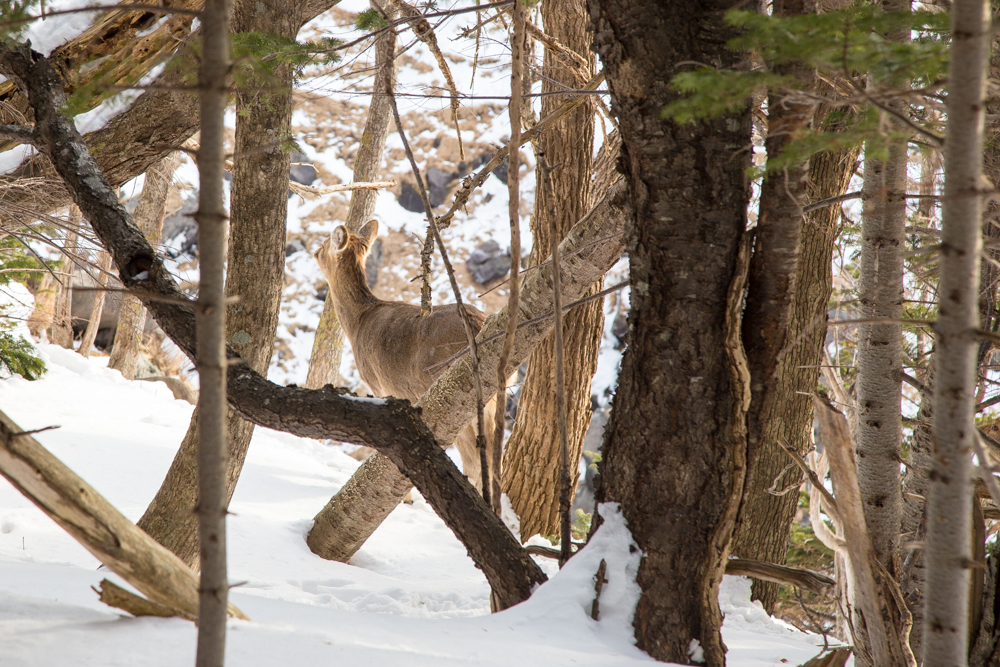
452,395,499,496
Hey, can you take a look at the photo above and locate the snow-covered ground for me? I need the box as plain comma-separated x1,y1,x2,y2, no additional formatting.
0,342,834,666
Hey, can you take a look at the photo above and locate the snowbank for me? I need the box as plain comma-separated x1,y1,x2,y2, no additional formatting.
0,345,834,665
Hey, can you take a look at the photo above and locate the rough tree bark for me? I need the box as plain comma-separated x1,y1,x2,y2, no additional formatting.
500,0,603,541
924,0,990,663
305,12,397,390
589,0,752,664
732,113,860,612
135,0,305,567
192,0,231,659
108,152,181,379
729,0,812,611
0,41,548,609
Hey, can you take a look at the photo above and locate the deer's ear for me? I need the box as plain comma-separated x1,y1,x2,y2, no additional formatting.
357,219,379,247
332,226,349,251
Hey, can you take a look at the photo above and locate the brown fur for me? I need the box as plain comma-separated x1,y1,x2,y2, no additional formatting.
314,220,494,490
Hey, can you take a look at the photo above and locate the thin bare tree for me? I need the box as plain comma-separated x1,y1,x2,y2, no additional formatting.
194,0,232,661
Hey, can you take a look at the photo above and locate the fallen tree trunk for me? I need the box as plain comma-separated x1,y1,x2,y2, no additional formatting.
0,409,246,621
0,43,545,610
307,176,629,560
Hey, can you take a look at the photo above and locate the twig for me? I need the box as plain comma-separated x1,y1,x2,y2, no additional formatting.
181,138,392,200
386,67,492,507
802,191,941,214
523,21,589,82
538,154,572,565
591,558,607,621
725,557,835,595
778,439,842,526
0,3,202,30
289,180,396,199
973,431,1000,512
488,0,525,516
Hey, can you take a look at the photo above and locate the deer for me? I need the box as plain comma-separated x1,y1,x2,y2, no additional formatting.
313,219,496,492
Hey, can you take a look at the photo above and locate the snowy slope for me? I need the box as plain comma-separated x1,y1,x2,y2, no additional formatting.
0,344,834,666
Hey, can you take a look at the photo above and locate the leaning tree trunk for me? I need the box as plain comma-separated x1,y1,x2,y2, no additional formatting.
925,0,989,663
589,0,752,664
500,0,602,541
108,152,181,379
305,9,397,390
732,112,860,612
136,0,301,567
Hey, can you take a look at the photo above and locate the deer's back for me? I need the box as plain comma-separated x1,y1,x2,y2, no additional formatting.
351,302,485,401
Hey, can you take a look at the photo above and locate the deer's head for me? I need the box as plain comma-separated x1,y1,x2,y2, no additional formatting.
314,219,379,288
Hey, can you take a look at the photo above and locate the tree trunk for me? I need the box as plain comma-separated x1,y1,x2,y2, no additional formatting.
50,207,81,349
78,248,112,357
729,0,813,612
925,0,990,662
500,0,603,541
732,118,860,611
589,0,752,663
305,14,397,390
136,0,300,567
193,0,231,660
855,0,910,581
901,355,934,658
307,178,629,562
108,152,181,379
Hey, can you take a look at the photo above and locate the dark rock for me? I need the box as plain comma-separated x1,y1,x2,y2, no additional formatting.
398,181,424,213
572,405,609,516
469,151,508,184
426,166,456,208
491,157,509,185
315,284,329,301
289,151,317,186
285,238,306,257
466,240,511,285
611,309,629,350
365,238,383,289
162,193,199,258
